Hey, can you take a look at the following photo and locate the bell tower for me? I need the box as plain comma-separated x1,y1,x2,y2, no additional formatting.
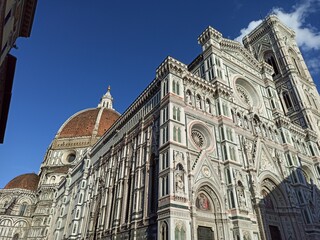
242,15,320,137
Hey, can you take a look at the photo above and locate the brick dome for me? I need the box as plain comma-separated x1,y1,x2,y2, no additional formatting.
4,173,40,191
57,108,120,139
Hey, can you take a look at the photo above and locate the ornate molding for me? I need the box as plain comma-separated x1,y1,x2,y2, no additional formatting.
198,26,223,46
156,56,187,79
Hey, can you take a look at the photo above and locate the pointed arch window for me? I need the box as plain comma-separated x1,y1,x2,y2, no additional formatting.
175,223,186,240
172,80,180,95
264,52,279,76
160,222,168,240
173,106,181,121
283,91,293,109
289,49,305,77
19,202,27,216
226,169,232,184
173,127,181,143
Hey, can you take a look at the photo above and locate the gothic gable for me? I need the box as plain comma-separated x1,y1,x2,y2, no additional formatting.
193,152,220,188
220,39,262,74
255,141,281,178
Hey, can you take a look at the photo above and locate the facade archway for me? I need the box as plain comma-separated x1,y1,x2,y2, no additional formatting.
259,178,298,240
194,185,226,240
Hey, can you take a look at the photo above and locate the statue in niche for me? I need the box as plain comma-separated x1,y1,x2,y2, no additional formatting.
243,231,251,240
243,137,253,165
175,172,184,193
186,91,192,105
196,96,201,109
237,113,242,127
205,100,211,113
197,193,210,210
237,182,246,209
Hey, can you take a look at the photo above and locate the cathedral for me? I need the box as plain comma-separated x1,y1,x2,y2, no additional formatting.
1,15,320,240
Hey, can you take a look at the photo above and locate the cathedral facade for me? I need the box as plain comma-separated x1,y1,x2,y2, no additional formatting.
1,15,320,240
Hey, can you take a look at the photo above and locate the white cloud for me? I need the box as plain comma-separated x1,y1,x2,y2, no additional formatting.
234,19,262,43
272,1,320,51
235,0,320,50
234,0,320,75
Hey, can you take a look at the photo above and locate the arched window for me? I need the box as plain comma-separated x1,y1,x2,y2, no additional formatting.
160,222,168,240
229,190,236,208
176,163,184,171
19,202,27,216
162,79,168,97
173,107,181,121
172,80,180,95
283,91,293,109
264,52,279,76
226,169,232,184
243,116,249,129
269,127,274,140
173,127,177,141
175,223,186,240
173,127,181,143
72,222,77,233
50,176,56,184
289,49,305,77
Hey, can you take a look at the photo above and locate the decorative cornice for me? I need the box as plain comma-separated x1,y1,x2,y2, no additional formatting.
305,129,318,142
198,26,223,46
183,71,232,98
273,112,291,128
260,61,274,75
289,124,306,139
0,188,37,197
20,0,38,37
156,56,187,80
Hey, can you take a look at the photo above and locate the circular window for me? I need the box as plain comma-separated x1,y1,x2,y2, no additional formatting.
191,129,205,148
67,153,76,163
234,78,260,109
189,122,214,151
236,84,252,105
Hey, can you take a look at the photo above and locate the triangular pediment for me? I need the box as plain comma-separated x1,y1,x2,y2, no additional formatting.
220,40,261,72
192,152,220,186
254,142,281,177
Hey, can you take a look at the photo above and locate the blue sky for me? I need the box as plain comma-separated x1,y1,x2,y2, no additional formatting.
1,0,319,188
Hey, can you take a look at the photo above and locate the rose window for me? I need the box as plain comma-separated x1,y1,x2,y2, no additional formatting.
236,85,251,105
191,129,205,148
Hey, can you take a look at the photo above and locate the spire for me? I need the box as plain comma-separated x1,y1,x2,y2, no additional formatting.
98,85,113,109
